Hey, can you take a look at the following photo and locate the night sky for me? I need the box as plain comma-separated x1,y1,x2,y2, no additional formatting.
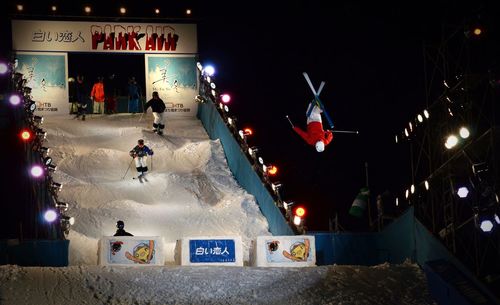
2,1,499,231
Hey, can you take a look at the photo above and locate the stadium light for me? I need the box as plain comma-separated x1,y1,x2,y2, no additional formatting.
9,94,22,106
30,165,44,178
203,65,215,76
20,129,32,141
0,62,8,75
457,186,469,198
444,135,458,149
267,165,278,176
459,127,470,139
43,210,58,223
221,94,231,103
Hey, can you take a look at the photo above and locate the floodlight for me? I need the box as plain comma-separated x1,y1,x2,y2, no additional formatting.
43,156,53,166
404,128,409,137
395,135,398,143
227,116,236,127
0,62,8,75
33,115,44,125
267,165,278,176
211,89,217,97
417,114,423,122
424,180,429,190
61,215,75,226
119,7,126,14
457,186,469,198
35,128,47,139
294,206,306,218
293,215,302,226
258,157,264,165
410,184,415,194
84,6,91,13
271,182,282,192
443,80,450,88
283,201,294,210
30,165,44,177
51,182,63,192
238,128,253,139
16,4,23,12
408,122,413,132
196,62,203,71
55,202,69,212
459,127,470,139
25,100,36,112
444,135,458,149
194,95,205,103
206,76,211,83
186,9,192,16
224,105,229,113
46,163,57,172
43,210,58,223
221,94,231,103
51,5,57,12
495,214,500,225
210,82,216,89
423,109,430,118
9,94,22,106
40,146,50,155
248,146,259,157
203,65,215,76
479,220,494,233
405,189,409,199
20,129,32,141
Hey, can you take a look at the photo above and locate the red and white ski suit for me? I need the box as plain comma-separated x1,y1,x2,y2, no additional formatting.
293,102,333,147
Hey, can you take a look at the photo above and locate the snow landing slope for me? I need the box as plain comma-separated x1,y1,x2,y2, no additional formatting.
43,114,271,265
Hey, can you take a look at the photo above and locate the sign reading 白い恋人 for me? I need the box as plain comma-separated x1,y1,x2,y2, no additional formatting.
189,239,236,263
11,20,197,54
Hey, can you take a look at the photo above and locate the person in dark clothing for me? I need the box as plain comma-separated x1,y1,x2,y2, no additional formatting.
74,75,90,120
144,91,167,135
114,220,133,236
129,139,154,178
105,74,118,114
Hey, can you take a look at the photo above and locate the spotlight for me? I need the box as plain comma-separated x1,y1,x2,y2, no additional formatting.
196,62,203,72
33,115,44,125
51,5,57,12
119,7,126,14
227,116,236,127
210,82,216,89
194,95,205,103
444,135,458,149
238,128,253,139
410,184,415,194
203,65,215,76
0,62,8,75
206,76,211,83
267,165,278,176
294,206,306,218
258,157,264,165
30,165,44,177
479,219,494,233
248,146,259,157
9,94,22,106
404,128,409,137
84,6,91,13
55,202,69,211
211,89,217,98
186,8,192,16
395,134,398,143
43,210,58,223
221,94,231,103
25,100,36,112
283,201,294,210
423,109,430,119
293,215,302,226
408,122,413,132
271,182,281,192
42,156,53,166
154,8,160,14
20,129,32,141
61,215,75,226
46,163,57,172
16,4,23,12
51,182,63,192
35,128,47,139
459,127,470,139
405,189,409,199
40,146,50,155
417,114,423,123
457,186,469,198
424,180,429,190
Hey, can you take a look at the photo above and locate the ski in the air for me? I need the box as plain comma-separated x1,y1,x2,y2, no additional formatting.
132,175,148,183
303,72,334,129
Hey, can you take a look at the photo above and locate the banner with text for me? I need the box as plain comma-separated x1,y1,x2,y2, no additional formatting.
145,54,198,117
15,52,68,116
12,20,197,54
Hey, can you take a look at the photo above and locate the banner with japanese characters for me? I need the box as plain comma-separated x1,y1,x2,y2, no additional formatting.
15,52,68,116
145,54,198,117
12,20,197,54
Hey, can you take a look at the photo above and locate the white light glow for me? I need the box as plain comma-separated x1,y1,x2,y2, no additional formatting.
30,165,44,177
417,114,423,122
445,135,458,149
293,215,302,226
424,180,429,190
423,109,429,118
0,63,8,74
44,210,58,223
459,127,470,139
480,220,494,233
457,187,469,198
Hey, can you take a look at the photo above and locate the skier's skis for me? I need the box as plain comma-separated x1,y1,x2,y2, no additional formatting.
303,72,335,129
133,175,144,183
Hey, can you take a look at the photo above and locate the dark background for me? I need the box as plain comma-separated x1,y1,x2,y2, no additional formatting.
2,1,499,231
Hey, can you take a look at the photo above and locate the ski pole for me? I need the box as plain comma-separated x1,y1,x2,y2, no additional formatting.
285,115,294,127
121,158,134,180
151,154,153,171
331,130,359,135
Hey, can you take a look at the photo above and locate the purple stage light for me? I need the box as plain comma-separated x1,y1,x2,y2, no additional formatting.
30,165,44,177
9,94,22,106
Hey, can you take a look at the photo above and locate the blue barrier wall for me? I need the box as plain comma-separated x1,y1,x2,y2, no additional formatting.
197,100,294,236
0,239,69,267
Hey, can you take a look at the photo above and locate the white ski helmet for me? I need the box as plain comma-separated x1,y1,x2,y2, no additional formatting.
315,140,325,152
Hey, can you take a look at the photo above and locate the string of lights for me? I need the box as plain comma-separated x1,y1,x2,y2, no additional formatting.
4,57,75,239
196,62,306,234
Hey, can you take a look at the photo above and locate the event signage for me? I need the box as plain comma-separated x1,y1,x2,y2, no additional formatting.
12,20,197,54
189,239,236,263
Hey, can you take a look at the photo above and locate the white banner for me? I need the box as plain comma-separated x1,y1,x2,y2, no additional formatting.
145,54,199,117
12,20,197,54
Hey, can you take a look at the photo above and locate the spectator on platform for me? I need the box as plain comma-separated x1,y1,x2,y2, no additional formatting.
144,91,166,135
128,77,141,114
90,76,105,114
114,220,133,236
74,75,90,120
105,74,118,114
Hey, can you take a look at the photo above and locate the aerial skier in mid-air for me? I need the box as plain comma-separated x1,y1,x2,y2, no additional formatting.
288,72,358,152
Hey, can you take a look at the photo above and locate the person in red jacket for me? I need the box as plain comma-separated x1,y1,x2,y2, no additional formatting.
292,101,333,152
90,76,105,114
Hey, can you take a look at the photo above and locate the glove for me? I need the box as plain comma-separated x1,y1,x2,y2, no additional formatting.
129,151,136,158
149,150,154,156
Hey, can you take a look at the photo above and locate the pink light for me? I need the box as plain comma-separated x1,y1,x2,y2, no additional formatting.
0,62,8,75
30,165,44,177
221,94,231,103
9,94,21,106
